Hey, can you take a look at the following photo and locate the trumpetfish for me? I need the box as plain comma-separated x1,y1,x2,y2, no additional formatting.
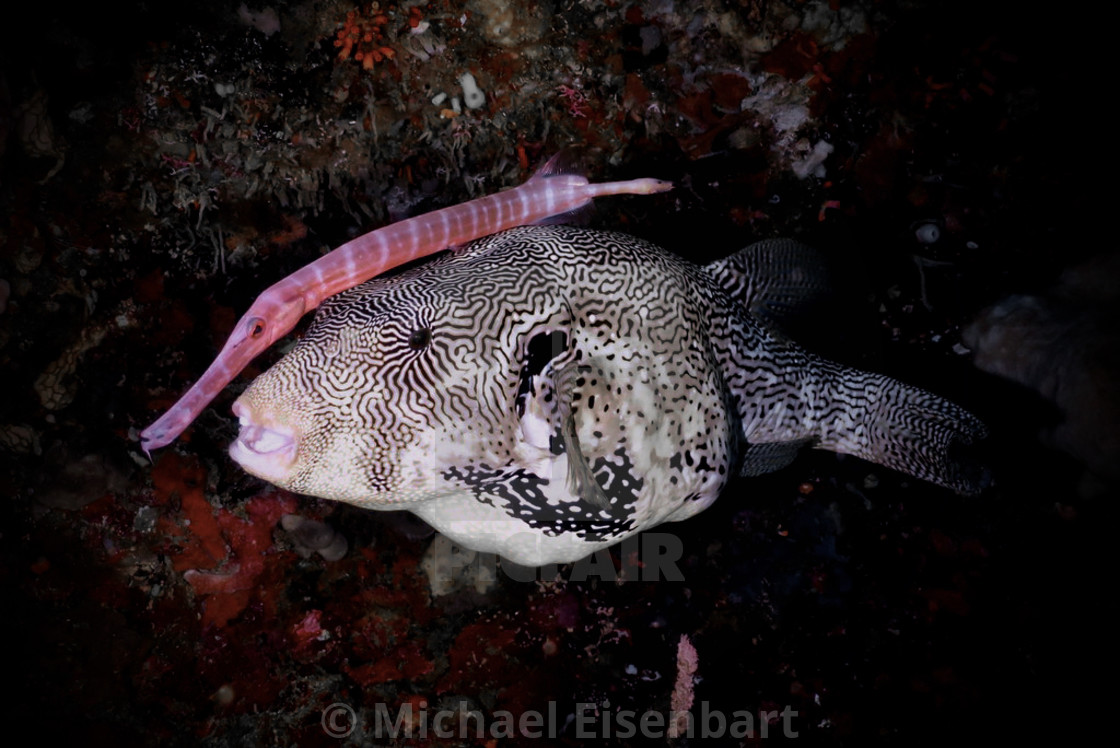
139,161,673,453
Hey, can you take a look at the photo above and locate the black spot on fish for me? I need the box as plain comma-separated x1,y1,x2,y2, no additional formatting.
442,457,639,542
515,330,568,416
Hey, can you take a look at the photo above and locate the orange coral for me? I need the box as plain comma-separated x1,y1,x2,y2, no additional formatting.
152,451,298,628
333,4,400,70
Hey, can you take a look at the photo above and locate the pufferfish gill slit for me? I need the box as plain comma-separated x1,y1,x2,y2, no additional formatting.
230,226,987,566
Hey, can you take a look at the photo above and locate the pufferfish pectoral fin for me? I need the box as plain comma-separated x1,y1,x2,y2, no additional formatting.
515,356,613,511
550,358,615,511
556,404,612,511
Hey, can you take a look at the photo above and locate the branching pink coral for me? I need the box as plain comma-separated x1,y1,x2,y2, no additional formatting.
557,84,589,118
669,633,699,738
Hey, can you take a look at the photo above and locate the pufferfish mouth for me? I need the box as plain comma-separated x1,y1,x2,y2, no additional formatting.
228,400,299,482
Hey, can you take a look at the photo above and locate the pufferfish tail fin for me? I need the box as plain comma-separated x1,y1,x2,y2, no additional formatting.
815,361,990,494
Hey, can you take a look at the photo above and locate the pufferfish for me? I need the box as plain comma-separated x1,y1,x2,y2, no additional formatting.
230,226,986,565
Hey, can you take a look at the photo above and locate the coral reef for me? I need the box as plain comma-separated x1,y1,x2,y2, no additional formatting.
0,0,1110,745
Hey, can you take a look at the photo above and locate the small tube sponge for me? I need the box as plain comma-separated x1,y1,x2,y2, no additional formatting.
459,72,485,110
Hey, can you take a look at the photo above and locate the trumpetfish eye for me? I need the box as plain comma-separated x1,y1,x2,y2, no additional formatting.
248,317,267,339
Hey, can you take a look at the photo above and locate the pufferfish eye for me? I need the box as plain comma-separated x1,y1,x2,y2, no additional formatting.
408,327,431,350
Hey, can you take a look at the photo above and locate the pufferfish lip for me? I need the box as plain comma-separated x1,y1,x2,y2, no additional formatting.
229,400,298,480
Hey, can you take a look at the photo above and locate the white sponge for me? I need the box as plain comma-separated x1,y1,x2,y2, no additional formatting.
459,72,485,110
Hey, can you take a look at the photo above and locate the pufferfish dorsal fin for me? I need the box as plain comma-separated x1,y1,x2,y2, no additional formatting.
705,238,831,333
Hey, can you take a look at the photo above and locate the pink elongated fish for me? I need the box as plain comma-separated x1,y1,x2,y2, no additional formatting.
140,163,672,453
